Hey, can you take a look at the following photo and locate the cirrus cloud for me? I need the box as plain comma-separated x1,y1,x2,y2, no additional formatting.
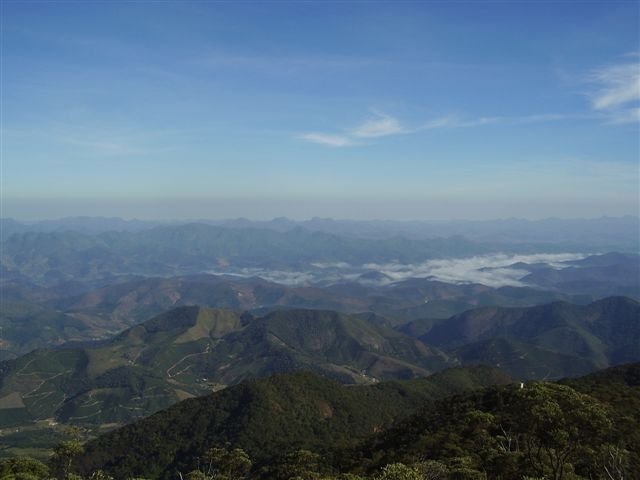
589,56,640,124
298,110,576,148
350,110,407,138
298,110,408,147
298,132,356,147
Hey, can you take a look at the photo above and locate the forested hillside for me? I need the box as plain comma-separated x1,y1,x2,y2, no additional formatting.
50,364,637,480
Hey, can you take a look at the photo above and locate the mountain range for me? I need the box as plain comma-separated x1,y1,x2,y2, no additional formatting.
0,307,450,433
3,221,638,291
0,223,491,288
4,258,636,360
0,216,638,473
0,295,637,461
3,216,638,250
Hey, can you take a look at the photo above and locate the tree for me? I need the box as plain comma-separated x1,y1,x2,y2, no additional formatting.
596,444,630,480
374,463,423,480
89,471,114,480
420,460,448,480
445,457,486,480
0,456,50,480
50,427,85,479
510,383,612,480
188,447,252,480
274,449,323,480
184,471,208,480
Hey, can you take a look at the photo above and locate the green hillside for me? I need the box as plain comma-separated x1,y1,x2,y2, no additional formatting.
0,307,451,440
75,366,514,478
72,364,639,480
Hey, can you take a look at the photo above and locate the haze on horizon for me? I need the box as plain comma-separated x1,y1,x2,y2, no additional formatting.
2,1,639,221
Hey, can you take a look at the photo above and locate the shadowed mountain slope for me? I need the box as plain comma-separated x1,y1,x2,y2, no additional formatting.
420,296,640,379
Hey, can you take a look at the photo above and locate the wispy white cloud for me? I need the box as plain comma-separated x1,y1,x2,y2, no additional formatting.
298,132,356,147
299,111,407,147
350,110,407,138
298,110,574,147
420,113,582,130
589,57,640,124
512,113,576,123
299,58,640,149
420,115,500,130
607,106,640,124
592,63,639,109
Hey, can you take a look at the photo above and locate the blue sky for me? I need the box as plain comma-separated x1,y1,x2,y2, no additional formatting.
2,0,639,220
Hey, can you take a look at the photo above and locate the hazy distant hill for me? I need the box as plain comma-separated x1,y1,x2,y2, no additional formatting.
4,216,638,251
520,252,640,296
306,216,640,249
0,301,90,360
51,273,583,325
0,223,489,287
0,217,161,237
7,221,637,292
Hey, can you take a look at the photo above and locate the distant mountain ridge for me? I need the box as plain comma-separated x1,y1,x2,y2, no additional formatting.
3,216,638,250
0,223,491,287
521,253,640,296
2,222,637,317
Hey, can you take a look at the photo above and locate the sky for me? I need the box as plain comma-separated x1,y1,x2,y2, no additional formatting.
1,0,639,221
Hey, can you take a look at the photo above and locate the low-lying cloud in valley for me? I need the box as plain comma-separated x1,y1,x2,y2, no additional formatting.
363,253,586,287
210,253,586,288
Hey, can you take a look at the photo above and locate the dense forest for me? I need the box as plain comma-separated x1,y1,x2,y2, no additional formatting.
1,363,637,480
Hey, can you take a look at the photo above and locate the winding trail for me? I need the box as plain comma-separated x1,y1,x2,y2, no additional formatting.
166,344,211,378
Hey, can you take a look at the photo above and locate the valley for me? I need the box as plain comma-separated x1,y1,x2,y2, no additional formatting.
0,217,638,475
